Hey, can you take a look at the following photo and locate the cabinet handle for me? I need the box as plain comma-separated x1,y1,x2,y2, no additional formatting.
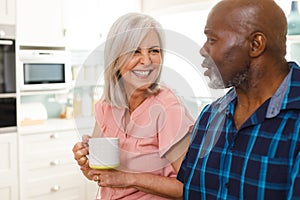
50,159,60,166
50,185,61,192
0,39,13,45
63,28,67,37
50,133,59,139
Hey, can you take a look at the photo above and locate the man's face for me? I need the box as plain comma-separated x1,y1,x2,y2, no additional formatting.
200,8,251,89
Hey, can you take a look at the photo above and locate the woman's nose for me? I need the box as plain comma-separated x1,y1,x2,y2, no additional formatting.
139,52,151,65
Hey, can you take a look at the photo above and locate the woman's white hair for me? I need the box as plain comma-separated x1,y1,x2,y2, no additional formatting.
101,12,165,108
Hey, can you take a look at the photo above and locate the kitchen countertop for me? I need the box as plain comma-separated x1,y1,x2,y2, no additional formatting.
18,116,95,135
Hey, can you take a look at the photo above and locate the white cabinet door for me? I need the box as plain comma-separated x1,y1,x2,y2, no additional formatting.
0,0,15,25
17,0,65,46
64,0,141,51
0,133,18,200
63,0,103,51
287,35,300,64
19,129,85,200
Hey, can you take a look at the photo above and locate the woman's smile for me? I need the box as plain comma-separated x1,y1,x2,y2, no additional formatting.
131,69,153,78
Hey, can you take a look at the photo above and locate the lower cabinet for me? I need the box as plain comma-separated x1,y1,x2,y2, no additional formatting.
0,132,18,200
19,128,96,200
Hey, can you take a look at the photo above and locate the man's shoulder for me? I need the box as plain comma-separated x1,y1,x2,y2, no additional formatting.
290,62,300,80
284,62,300,110
206,88,236,111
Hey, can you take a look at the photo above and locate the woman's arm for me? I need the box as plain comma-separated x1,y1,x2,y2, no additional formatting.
131,133,191,198
165,132,191,172
88,132,191,199
89,162,184,199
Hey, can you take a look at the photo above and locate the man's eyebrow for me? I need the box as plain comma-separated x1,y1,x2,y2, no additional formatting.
204,29,212,35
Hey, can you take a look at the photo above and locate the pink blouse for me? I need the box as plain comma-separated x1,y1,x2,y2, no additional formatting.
95,86,194,200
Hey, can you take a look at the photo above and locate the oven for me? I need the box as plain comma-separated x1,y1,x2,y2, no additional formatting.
0,25,17,132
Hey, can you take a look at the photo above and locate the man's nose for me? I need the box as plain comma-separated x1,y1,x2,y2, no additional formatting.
199,46,208,57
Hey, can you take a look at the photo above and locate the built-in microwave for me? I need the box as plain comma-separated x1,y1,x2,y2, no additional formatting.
19,48,71,91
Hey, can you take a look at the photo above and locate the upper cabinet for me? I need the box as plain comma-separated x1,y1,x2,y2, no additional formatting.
141,0,214,14
17,0,66,47
0,0,16,25
287,35,300,64
16,0,141,49
64,0,141,51
63,0,104,51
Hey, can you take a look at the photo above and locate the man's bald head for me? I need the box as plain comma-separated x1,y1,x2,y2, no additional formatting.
208,0,287,58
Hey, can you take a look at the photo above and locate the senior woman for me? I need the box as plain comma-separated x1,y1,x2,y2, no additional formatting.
72,12,194,200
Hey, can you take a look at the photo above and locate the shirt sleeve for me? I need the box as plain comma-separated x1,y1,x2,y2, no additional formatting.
157,95,194,157
288,150,300,199
177,156,187,182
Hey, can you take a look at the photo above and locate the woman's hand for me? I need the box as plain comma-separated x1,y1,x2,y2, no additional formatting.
72,135,93,179
88,169,183,199
88,169,134,188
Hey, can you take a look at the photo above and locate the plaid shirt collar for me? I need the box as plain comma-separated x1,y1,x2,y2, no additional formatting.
216,62,300,118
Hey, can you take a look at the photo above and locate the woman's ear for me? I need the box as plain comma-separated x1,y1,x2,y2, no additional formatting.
249,32,266,57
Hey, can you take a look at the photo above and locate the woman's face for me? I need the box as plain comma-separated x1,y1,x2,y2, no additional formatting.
119,30,162,93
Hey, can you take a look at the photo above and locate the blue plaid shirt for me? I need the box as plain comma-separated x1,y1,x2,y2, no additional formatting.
178,62,300,200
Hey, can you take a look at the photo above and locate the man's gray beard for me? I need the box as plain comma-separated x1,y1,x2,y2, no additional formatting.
227,67,249,88
208,71,225,89
208,67,249,89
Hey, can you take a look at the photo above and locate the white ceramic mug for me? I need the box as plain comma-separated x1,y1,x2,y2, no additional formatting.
88,137,119,169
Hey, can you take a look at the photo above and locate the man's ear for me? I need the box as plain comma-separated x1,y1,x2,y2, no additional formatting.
249,32,266,57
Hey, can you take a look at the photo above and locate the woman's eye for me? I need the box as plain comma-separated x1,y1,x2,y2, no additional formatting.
150,49,161,54
134,49,141,54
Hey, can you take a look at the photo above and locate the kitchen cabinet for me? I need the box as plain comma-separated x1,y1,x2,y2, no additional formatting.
18,119,96,200
0,0,15,25
19,129,85,199
142,0,215,13
17,0,65,47
0,132,18,200
19,126,77,199
64,0,141,51
287,35,300,63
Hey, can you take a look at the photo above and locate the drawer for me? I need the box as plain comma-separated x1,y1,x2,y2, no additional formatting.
20,144,74,162
23,187,84,200
21,151,76,169
20,130,78,157
21,172,85,200
21,158,79,182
